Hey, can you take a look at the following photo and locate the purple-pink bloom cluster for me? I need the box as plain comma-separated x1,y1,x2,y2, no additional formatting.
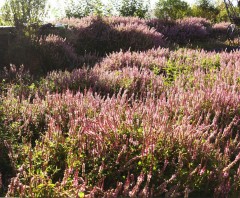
1,16,240,198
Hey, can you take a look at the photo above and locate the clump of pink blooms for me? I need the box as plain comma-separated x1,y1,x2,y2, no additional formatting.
212,22,231,39
58,16,165,55
1,45,240,197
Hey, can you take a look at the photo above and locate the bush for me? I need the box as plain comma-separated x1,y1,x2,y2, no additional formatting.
38,35,79,72
147,18,176,36
211,22,230,39
35,34,99,73
59,16,165,55
4,29,99,75
2,17,240,198
169,17,212,44
38,68,91,94
105,16,146,26
97,48,169,72
6,36,41,73
3,75,240,196
92,66,165,96
148,17,212,44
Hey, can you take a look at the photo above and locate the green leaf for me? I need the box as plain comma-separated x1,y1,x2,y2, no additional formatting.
79,191,85,198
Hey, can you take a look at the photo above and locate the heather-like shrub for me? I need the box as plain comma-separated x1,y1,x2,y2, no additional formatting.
168,17,211,44
0,141,15,197
98,48,169,71
0,65,37,98
114,23,165,51
38,66,164,98
62,17,114,55
38,35,79,72
211,22,231,39
182,17,212,30
92,66,165,96
105,16,146,26
2,30,240,197
36,48,224,97
59,16,165,55
148,17,212,44
38,68,91,94
98,48,220,81
146,18,176,37
6,34,93,75
37,34,100,73
6,36,42,73
2,86,240,197
0,65,31,85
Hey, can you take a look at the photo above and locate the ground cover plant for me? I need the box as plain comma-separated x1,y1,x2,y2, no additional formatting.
0,16,240,197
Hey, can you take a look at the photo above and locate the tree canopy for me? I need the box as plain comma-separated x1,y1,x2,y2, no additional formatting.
1,0,48,27
155,0,191,20
191,0,220,22
65,0,107,18
118,0,149,18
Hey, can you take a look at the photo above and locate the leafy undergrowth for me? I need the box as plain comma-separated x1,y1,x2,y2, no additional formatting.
0,46,240,197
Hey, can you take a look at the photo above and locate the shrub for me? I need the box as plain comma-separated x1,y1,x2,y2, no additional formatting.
97,48,169,75
211,22,231,39
38,68,91,94
146,18,176,37
148,17,212,44
168,17,212,44
114,22,165,51
2,32,240,198
37,34,100,72
0,64,31,85
92,66,165,96
3,83,240,197
38,35,79,72
59,16,165,55
6,36,41,73
105,16,146,26
36,47,221,97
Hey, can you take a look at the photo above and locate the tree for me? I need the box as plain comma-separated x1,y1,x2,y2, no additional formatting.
215,1,229,22
191,0,219,22
118,0,149,18
0,0,48,28
65,0,107,18
155,0,191,20
0,15,4,26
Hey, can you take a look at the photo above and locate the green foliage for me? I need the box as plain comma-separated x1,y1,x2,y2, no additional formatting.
0,0,48,27
117,0,149,18
191,0,219,22
0,16,5,26
151,136,219,194
215,2,229,22
155,0,191,20
162,54,221,85
0,141,15,196
65,0,108,18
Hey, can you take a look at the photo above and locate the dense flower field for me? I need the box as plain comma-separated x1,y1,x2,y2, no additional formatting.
0,16,240,197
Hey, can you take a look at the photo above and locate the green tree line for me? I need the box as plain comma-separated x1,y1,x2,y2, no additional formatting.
0,0,238,27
